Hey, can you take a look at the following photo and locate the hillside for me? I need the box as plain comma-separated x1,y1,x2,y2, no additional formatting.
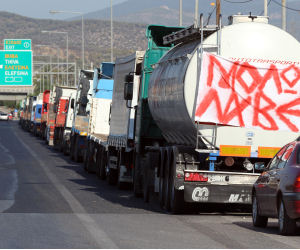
82,0,300,40
0,11,147,67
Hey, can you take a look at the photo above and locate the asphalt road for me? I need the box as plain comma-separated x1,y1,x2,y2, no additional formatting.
0,121,300,248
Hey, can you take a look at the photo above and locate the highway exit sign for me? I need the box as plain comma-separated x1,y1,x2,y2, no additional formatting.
0,50,32,86
4,39,31,51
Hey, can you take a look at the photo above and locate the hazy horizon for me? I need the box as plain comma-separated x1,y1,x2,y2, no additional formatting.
0,0,127,20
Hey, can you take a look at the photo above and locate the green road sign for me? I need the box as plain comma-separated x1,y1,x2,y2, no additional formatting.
4,39,31,51
0,50,32,86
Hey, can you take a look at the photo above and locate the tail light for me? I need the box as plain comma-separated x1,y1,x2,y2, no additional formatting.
185,172,208,182
294,176,300,192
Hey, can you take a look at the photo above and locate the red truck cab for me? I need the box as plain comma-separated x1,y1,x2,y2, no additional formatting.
41,90,50,139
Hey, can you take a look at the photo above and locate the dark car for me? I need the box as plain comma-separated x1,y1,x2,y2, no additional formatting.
252,141,300,235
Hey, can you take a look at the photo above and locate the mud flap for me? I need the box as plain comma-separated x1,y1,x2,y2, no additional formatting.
184,183,253,204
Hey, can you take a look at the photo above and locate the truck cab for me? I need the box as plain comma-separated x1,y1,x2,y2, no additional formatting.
70,70,94,162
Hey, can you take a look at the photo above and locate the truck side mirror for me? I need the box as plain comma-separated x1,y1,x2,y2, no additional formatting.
124,74,134,101
71,99,75,109
80,96,88,106
124,74,134,83
124,82,133,100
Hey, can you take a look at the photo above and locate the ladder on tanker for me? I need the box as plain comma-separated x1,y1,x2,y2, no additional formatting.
196,14,222,153
163,14,222,153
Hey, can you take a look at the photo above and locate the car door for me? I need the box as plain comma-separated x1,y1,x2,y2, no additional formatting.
256,146,287,214
266,144,295,216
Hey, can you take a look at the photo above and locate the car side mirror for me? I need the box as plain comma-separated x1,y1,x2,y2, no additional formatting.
255,162,266,172
71,99,75,109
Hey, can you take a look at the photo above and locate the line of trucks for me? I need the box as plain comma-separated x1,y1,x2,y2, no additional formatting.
18,14,300,213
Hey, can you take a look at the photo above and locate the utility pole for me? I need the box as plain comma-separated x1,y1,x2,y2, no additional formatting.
282,0,286,31
264,0,268,16
111,0,114,62
194,0,199,27
179,0,182,26
216,0,221,26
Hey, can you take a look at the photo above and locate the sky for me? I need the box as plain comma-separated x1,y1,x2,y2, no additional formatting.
0,0,127,20
0,0,298,20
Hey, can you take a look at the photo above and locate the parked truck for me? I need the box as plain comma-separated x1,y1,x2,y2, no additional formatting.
41,90,50,139
32,93,43,136
83,62,114,178
84,25,183,189
88,17,300,213
53,86,77,151
142,15,300,213
69,70,94,162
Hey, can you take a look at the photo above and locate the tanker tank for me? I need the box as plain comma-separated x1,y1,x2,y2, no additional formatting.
148,15,300,148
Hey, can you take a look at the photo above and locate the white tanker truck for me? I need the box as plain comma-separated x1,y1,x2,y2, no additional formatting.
142,14,300,213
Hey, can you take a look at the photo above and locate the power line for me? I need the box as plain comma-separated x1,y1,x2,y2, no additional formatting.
259,0,272,16
223,0,254,3
272,0,300,12
205,6,216,25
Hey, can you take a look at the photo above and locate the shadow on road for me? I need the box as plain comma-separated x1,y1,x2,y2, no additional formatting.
15,121,254,216
233,220,300,236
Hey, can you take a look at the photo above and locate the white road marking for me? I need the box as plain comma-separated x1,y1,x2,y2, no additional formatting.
14,131,118,249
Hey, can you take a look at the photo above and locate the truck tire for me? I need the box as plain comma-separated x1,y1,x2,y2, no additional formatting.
107,169,117,185
168,147,184,214
107,152,118,185
143,152,158,203
133,154,143,197
143,154,150,203
70,135,75,160
85,141,95,173
252,194,268,228
63,139,69,155
59,130,64,152
278,199,296,235
163,149,171,211
96,147,105,180
99,148,107,180
159,149,165,208
74,136,80,162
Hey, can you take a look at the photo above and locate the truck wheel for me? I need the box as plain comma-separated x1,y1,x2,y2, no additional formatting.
143,155,150,202
143,152,157,203
74,136,80,162
163,149,171,211
167,148,184,214
70,135,75,160
107,153,117,185
59,130,64,152
107,169,117,185
159,149,165,208
252,194,268,227
63,140,69,155
133,154,143,197
99,148,107,180
83,141,90,172
278,199,296,235
84,141,94,173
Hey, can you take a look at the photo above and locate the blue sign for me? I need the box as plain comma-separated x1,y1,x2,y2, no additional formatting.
4,39,31,51
0,51,32,86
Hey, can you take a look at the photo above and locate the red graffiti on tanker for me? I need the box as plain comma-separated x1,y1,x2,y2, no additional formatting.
195,53,300,132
